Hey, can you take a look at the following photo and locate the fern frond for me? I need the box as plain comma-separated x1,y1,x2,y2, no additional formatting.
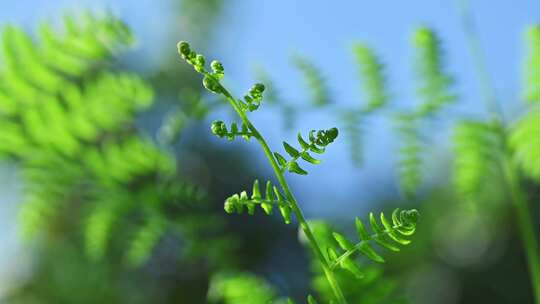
413,27,456,116
0,16,151,159
292,54,331,107
210,120,254,141
224,180,292,224
353,43,389,112
453,120,502,201
328,209,419,278
524,25,540,103
275,128,339,175
394,114,423,199
304,221,411,304
510,108,540,181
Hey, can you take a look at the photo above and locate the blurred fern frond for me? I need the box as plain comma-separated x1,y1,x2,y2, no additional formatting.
304,220,414,304
394,114,423,199
207,272,278,304
412,27,456,117
1,13,220,268
510,108,540,181
524,25,540,103
512,25,540,182
353,43,389,113
453,120,502,202
339,43,389,167
292,54,331,107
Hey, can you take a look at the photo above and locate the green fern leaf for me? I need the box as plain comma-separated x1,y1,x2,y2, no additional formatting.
223,180,292,224
329,209,419,275
278,128,338,175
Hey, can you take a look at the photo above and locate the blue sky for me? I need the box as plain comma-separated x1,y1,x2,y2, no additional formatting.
212,0,540,215
0,0,539,216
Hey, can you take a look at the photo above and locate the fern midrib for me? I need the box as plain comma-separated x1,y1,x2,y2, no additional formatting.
236,197,290,207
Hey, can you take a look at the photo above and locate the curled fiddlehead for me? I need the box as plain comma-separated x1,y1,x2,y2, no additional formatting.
210,120,254,141
275,128,339,175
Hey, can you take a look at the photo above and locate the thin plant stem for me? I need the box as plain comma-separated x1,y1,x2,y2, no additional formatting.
456,1,540,302
502,156,540,300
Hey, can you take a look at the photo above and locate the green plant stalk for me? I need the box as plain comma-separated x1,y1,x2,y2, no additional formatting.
502,156,540,302
457,1,540,301
205,72,348,303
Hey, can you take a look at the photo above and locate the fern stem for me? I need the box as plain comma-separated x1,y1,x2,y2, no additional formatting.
502,157,540,302
456,0,503,122
457,2,540,301
213,77,348,304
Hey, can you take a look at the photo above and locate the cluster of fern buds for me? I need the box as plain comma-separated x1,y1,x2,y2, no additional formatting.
178,40,224,94
240,83,265,111
210,120,252,141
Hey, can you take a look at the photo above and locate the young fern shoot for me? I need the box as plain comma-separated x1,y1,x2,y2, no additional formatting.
177,41,419,303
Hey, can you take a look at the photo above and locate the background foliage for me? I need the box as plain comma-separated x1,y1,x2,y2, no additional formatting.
0,1,539,303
